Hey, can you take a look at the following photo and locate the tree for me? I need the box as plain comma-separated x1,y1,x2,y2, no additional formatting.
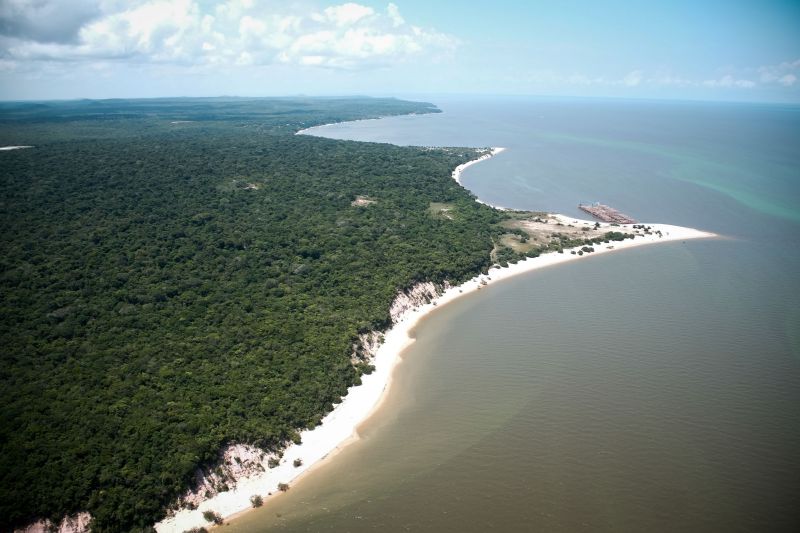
202,510,223,525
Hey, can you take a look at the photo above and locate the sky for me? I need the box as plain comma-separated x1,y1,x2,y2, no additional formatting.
0,0,798,102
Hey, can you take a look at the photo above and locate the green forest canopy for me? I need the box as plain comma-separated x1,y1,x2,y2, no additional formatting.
0,97,513,531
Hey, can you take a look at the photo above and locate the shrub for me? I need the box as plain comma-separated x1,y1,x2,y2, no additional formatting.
267,457,280,468
202,510,223,525
293,458,303,467
250,494,263,508
277,482,290,492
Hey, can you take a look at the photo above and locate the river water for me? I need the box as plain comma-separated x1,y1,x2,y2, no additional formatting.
227,97,800,532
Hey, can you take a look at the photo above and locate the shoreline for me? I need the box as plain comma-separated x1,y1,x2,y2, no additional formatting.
296,116,386,136
451,147,506,188
155,146,716,532
295,111,430,137
452,147,508,209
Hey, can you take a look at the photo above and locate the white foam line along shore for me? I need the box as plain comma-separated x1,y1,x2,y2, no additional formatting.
0,145,33,151
156,147,716,532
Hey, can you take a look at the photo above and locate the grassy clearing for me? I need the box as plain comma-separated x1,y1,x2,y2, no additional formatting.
499,233,539,253
428,202,456,220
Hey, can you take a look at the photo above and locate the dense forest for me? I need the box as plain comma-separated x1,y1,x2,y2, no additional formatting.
0,97,514,531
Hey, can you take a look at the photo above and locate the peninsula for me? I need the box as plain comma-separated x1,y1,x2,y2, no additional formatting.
156,145,714,531
0,98,714,533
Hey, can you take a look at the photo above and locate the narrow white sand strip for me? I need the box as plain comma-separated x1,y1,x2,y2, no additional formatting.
452,147,508,209
155,151,715,533
0,145,33,151
452,147,505,186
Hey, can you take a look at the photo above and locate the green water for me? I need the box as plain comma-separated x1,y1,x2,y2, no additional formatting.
228,99,800,532
535,131,800,224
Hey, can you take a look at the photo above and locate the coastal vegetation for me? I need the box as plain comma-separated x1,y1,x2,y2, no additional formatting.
201,510,222,525
0,97,509,531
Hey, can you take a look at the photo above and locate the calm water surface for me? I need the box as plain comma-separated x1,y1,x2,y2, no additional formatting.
228,98,800,532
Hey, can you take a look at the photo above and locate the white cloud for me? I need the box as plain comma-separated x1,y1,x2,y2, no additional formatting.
387,3,404,27
0,1,457,70
0,0,102,43
702,74,756,89
320,3,374,26
758,58,800,86
517,56,800,94
520,67,776,92
645,74,692,87
622,70,643,87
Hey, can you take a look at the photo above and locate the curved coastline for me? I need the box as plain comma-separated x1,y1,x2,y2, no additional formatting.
156,135,716,533
295,111,432,137
296,117,385,135
452,147,508,209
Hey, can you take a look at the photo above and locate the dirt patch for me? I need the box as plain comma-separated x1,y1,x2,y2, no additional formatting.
352,195,376,207
503,213,608,242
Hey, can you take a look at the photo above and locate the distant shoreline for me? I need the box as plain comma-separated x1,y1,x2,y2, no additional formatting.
295,117,384,135
156,133,716,533
295,111,430,137
0,145,33,151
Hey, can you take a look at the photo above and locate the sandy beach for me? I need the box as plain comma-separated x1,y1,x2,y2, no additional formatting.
155,149,715,533
452,147,508,208
452,147,506,187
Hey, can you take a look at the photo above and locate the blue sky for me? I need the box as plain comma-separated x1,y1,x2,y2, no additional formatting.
0,0,798,102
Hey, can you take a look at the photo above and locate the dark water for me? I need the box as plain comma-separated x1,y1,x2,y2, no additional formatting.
228,98,800,532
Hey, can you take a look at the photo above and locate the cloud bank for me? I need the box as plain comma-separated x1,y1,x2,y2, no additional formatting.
0,0,458,70
520,60,800,93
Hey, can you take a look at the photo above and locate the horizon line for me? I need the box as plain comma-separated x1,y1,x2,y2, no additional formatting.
1,93,798,107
